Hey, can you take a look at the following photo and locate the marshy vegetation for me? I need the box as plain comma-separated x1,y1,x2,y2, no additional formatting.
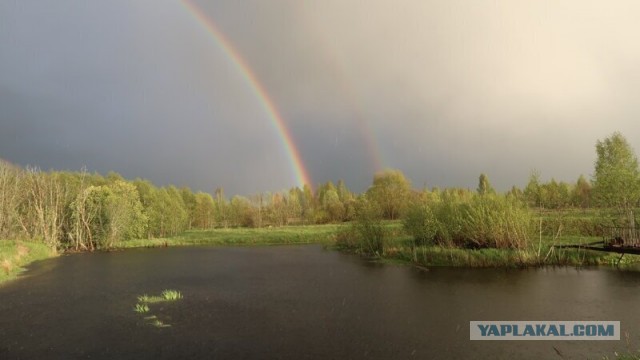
134,289,183,328
336,132,640,268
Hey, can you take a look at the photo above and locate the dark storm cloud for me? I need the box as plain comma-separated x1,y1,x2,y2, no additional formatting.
2,0,640,195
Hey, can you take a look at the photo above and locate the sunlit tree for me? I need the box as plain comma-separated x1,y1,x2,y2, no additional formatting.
366,169,411,220
592,132,640,219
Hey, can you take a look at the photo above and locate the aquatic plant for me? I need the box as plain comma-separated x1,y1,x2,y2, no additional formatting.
137,294,164,303
133,290,183,328
150,319,171,328
162,289,182,301
134,303,149,313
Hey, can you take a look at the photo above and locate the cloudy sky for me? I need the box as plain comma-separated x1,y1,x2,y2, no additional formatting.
2,0,640,195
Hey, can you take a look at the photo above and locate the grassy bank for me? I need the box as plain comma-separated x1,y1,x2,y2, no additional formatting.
0,240,56,285
2,217,637,288
335,220,640,268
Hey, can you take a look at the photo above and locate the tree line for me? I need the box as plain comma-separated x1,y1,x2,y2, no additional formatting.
0,162,364,250
1,131,637,251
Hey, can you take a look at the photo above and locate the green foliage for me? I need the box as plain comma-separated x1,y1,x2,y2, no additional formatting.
134,303,150,313
137,294,164,303
133,290,183,328
477,173,495,195
524,170,542,207
572,175,592,208
403,202,438,246
120,224,339,248
193,192,215,229
0,241,56,285
366,169,411,220
593,132,640,216
162,289,183,301
352,197,387,255
404,192,533,249
71,181,147,249
322,188,345,222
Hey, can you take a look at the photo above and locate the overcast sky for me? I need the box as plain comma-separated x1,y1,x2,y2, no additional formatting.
2,0,640,195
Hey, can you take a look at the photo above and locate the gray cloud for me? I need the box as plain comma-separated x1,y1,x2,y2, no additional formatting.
2,0,640,195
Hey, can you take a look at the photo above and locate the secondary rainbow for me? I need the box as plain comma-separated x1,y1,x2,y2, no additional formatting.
182,0,312,189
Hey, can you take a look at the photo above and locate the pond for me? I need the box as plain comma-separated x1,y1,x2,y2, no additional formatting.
1,245,639,359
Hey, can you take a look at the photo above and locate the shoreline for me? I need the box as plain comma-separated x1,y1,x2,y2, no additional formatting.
2,224,637,287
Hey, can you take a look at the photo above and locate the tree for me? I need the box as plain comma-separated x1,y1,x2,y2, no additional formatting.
322,188,345,222
229,195,252,227
506,186,524,201
0,160,22,240
366,169,411,220
524,170,542,208
336,179,353,202
214,187,229,228
572,175,591,208
180,187,197,229
592,132,640,220
477,173,495,195
22,168,66,249
300,184,315,224
103,181,147,246
71,181,147,249
165,186,189,235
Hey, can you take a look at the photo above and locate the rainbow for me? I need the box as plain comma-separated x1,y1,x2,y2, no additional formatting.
182,0,312,189
306,27,384,172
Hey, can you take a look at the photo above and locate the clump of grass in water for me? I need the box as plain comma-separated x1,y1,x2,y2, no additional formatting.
137,294,164,304
162,289,182,301
134,303,149,313
150,319,171,328
134,289,183,328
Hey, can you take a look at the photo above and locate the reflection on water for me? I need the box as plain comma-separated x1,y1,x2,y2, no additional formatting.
1,245,639,359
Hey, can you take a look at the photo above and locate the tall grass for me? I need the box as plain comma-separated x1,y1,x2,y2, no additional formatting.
404,192,533,249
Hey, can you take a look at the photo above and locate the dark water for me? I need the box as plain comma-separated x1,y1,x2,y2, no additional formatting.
1,245,640,359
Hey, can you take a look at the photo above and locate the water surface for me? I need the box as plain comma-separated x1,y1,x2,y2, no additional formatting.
1,245,639,359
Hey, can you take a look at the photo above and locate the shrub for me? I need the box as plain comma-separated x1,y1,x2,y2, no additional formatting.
461,195,532,249
403,193,533,249
403,203,438,246
353,198,387,256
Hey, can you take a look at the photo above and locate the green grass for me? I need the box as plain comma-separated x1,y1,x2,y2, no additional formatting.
137,294,165,303
335,218,640,268
137,289,183,303
134,289,183,328
120,224,341,249
0,240,56,286
162,289,182,301
134,303,149,313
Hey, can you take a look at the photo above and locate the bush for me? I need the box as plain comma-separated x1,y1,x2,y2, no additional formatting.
353,198,387,256
403,193,533,249
333,226,360,250
461,195,532,249
403,203,438,246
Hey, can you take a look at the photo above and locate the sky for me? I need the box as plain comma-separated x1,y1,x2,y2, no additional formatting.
2,0,640,195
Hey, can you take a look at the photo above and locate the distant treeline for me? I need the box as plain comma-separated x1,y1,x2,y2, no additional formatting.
0,160,594,251
0,132,637,252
